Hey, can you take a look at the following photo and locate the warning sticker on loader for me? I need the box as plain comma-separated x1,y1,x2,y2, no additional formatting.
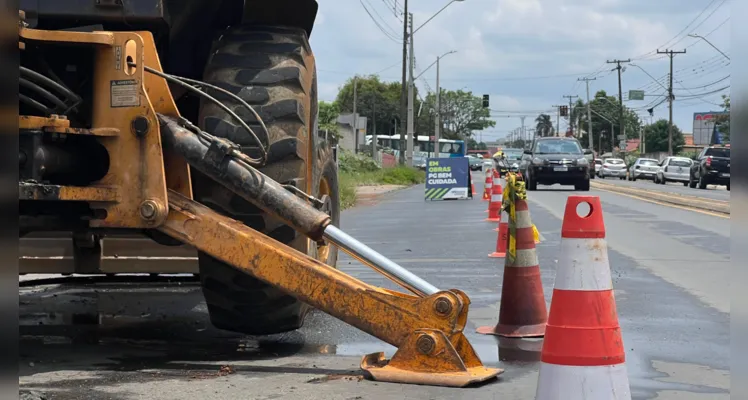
110,79,140,108
425,157,470,201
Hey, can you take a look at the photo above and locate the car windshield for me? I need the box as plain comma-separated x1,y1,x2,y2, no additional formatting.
639,159,658,166
606,159,624,164
533,140,582,155
704,148,730,158
503,150,523,160
670,159,692,167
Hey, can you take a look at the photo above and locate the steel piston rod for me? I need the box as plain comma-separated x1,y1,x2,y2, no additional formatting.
159,114,439,298
322,225,439,296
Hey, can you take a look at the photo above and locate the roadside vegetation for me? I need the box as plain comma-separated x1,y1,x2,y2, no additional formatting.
338,150,425,209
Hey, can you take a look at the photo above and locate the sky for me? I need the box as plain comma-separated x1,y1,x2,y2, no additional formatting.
309,0,731,144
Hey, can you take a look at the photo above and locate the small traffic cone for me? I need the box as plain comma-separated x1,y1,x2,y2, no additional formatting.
489,221,508,258
477,198,548,338
535,196,631,400
482,173,493,201
485,183,503,222
470,173,477,196
485,176,502,213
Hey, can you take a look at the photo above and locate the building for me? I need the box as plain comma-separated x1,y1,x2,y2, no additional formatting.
336,113,367,153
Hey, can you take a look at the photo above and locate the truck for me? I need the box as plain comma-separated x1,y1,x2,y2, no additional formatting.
17,0,500,388
689,145,730,190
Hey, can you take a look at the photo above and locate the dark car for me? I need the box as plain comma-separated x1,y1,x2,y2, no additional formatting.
689,145,730,190
521,137,592,191
467,155,484,171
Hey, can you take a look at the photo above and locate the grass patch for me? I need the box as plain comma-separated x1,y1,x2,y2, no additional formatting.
336,150,425,209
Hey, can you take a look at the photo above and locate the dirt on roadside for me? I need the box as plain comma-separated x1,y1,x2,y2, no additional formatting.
354,185,406,206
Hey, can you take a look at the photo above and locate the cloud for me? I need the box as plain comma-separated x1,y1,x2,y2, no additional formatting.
310,0,730,141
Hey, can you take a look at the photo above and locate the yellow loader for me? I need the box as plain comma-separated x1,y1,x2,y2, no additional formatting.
18,0,501,387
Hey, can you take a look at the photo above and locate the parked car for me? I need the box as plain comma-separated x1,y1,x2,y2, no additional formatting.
594,159,603,177
628,158,660,181
520,137,592,191
654,157,693,186
689,145,730,190
599,158,626,179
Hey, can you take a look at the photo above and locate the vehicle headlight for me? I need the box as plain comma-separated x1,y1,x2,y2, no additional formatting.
576,158,589,166
532,157,545,166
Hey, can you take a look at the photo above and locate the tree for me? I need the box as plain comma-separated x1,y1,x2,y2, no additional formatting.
335,75,408,139
715,94,730,142
644,119,685,153
575,90,642,154
416,89,495,140
318,101,340,140
535,114,554,137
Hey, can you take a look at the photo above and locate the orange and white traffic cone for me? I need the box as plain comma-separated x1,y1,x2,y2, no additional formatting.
478,198,547,337
482,173,493,201
485,183,503,222
535,196,631,400
488,220,508,258
485,175,503,213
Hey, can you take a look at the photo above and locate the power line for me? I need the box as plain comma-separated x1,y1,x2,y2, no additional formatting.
633,0,725,61
674,75,730,91
360,0,402,43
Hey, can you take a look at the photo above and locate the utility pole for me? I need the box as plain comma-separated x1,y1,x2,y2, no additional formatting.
563,95,578,136
552,105,562,136
657,49,686,155
353,77,358,153
578,77,596,151
372,96,377,161
606,59,630,156
398,0,409,164
434,55,441,158
520,116,526,143
406,13,415,166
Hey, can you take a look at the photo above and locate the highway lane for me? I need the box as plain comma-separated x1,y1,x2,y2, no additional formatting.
594,175,730,202
18,175,729,400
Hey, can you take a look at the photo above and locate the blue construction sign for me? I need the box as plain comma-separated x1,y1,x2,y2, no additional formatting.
425,157,470,201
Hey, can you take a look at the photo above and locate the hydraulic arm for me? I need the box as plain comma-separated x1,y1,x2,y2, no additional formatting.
157,115,501,386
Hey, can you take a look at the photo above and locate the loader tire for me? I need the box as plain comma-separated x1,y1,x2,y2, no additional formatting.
192,25,339,336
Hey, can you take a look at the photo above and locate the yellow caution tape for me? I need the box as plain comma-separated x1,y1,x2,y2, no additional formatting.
501,172,540,264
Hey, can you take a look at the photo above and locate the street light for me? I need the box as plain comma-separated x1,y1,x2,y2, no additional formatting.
434,50,458,158
629,63,669,92
687,34,730,61
406,0,465,166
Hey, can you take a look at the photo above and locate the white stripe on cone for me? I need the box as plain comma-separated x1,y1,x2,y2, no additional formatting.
491,194,502,202
535,363,631,399
516,209,533,229
555,238,612,291
513,248,538,268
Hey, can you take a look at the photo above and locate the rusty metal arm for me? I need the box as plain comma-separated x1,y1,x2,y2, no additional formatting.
159,191,500,386
156,115,501,387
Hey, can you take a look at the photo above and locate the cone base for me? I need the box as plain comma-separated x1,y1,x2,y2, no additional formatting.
478,322,546,338
535,362,631,400
488,252,506,258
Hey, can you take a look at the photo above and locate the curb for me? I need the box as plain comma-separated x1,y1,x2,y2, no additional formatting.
590,181,730,215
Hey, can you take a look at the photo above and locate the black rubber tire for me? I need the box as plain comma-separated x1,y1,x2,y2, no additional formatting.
727,183,730,191
698,173,708,189
191,25,339,336
689,175,697,188
683,182,688,187
575,179,590,191
526,173,537,191
660,177,667,185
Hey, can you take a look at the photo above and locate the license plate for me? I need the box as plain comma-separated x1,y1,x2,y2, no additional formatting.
554,167,568,172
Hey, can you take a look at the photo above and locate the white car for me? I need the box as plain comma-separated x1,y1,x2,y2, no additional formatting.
655,156,693,186
599,158,626,179
628,158,660,181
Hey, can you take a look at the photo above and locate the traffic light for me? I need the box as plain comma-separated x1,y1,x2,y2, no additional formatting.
560,105,569,117
647,107,654,116
482,94,489,108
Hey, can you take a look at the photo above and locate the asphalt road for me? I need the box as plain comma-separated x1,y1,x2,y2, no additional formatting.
19,176,730,400
594,175,730,202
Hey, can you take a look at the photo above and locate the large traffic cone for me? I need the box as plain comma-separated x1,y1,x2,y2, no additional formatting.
488,221,508,258
482,173,493,201
535,196,630,400
485,182,503,222
477,198,547,337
